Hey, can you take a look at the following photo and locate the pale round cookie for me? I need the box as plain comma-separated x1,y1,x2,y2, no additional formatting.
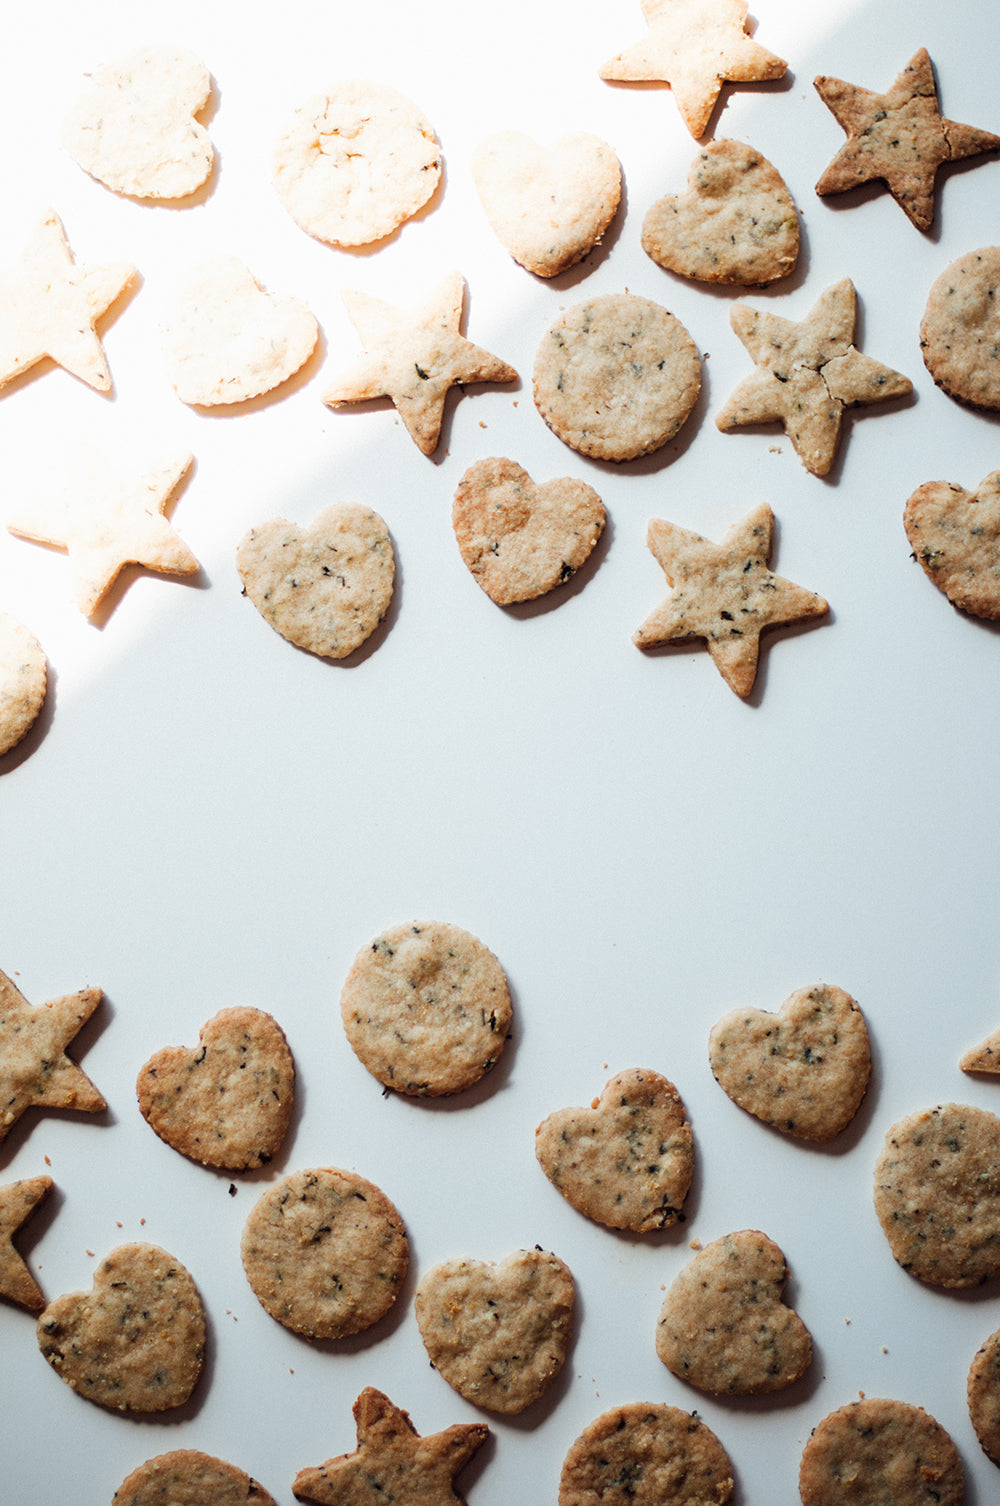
112,1450,277,1506
273,81,441,247
0,612,46,757
968,1327,1000,1464
533,294,701,461
339,921,513,1096
241,1167,408,1339
904,472,1000,621
559,1402,734,1506
799,1397,964,1506
921,247,1000,410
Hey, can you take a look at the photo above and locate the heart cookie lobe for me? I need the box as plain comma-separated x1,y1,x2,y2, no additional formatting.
535,1068,693,1233
708,984,871,1141
136,1006,294,1171
904,472,1000,620
415,1248,574,1414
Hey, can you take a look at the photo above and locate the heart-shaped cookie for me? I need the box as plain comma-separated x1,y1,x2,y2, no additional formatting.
472,131,621,277
656,1229,812,1394
37,1242,205,1411
237,503,395,660
415,1248,574,1414
708,984,871,1141
453,458,605,605
904,471,1000,620
137,1006,294,1171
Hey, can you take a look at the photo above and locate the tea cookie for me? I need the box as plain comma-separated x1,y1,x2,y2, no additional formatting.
559,1402,734,1506
708,984,871,1140
533,294,700,462
0,612,46,758
535,1067,693,1233
0,1174,52,1310
968,1328,1000,1465
274,81,441,247
799,1397,964,1506
873,1102,1000,1287
113,1450,277,1506
921,249,1000,411
642,139,798,286
339,921,512,1097
37,1242,205,1412
415,1248,574,1414
241,1167,408,1339
237,503,395,659
904,472,1000,619
961,1029,1000,1073
0,967,105,1145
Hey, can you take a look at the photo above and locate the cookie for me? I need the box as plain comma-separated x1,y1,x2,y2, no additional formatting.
113,1450,277,1506
0,1175,52,1310
532,294,701,462
415,1248,574,1414
968,1328,1000,1465
0,967,104,1145
535,1067,693,1233
292,1387,489,1506
241,1167,408,1339
961,1029,1000,1073
799,1397,964,1506
137,1006,295,1171
920,249,1000,411
717,278,911,475
708,984,871,1140
452,457,605,605
339,920,513,1096
0,612,46,758
471,131,621,277
873,1102,1000,1287
37,1242,205,1412
62,44,215,200
655,1229,811,1395
274,81,441,247
642,139,798,287
904,472,1000,619
559,1402,734,1506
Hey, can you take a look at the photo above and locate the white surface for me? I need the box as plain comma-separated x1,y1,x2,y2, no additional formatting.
2,1,1000,1501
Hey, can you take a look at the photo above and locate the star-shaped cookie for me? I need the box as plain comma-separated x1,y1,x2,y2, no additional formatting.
815,48,1000,231
7,443,198,618
633,503,828,697
0,968,105,1147
716,278,911,475
600,0,787,139
292,1388,489,1506
322,271,517,455
0,1175,53,1309
0,210,135,393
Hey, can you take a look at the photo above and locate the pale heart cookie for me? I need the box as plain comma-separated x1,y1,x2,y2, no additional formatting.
37,1242,205,1412
799,1398,964,1506
708,984,871,1141
642,139,798,287
961,1029,1000,1073
61,45,214,200
452,458,605,605
415,1249,574,1414
559,1403,734,1506
921,248,1000,410
535,1067,693,1233
237,503,395,660
472,131,621,277
904,472,1000,619
0,612,46,758
968,1328,1000,1465
656,1229,811,1395
113,1450,277,1506
0,1175,53,1310
162,257,318,406
136,1006,295,1171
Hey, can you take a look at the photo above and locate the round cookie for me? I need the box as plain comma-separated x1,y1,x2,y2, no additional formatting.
920,247,1000,410
532,294,701,461
559,1402,734,1506
0,612,46,757
968,1327,1000,1465
799,1397,964,1506
112,1450,277,1506
339,921,512,1096
904,472,1000,620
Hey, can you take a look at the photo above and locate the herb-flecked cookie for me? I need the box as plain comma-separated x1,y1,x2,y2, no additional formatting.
415,1248,574,1414
968,1327,1000,1466
113,1450,277,1506
37,1242,205,1411
0,612,46,758
904,472,1000,619
0,1174,52,1309
921,250,1000,411
0,967,105,1144
241,1167,408,1339
559,1402,734,1506
961,1029,1000,1074
535,1067,693,1233
799,1397,964,1506
339,921,512,1097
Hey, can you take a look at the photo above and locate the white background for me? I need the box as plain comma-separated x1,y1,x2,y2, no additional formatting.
2,1,1000,1501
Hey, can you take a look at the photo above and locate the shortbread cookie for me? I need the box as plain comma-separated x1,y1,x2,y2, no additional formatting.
472,131,621,277
340,921,512,1096
415,1248,574,1414
292,1387,489,1506
37,1243,205,1411
533,294,700,462
241,1167,408,1339
968,1328,1000,1465
0,612,46,757
961,1029,1000,1073
799,1397,964,1506
874,1103,1000,1287
708,984,871,1140
0,1175,52,1310
0,967,104,1145
921,249,1000,411
274,81,441,247
656,1229,811,1395
559,1402,734,1506
62,45,215,200
535,1067,693,1233
452,458,605,605
137,1006,294,1171
904,472,1000,619
642,139,798,286
113,1450,277,1506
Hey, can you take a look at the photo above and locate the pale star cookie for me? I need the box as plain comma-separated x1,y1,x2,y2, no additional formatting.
0,1175,53,1310
0,967,104,1145
920,248,1000,411
0,613,46,758
904,471,1000,620
799,1398,964,1506
560,1403,734,1506
113,1450,277,1506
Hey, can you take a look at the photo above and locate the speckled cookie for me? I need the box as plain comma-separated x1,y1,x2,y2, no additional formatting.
415,1248,574,1414
339,921,512,1097
904,472,1000,619
559,1402,734,1506
241,1167,408,1339
0,612,46,757
535,1067,693,1233
799,1397,964,1506
0,1174,52,1309
113,1450,277,1506
921,248,1000,410
968,1327,1000,1465
961,1029,1000,1073
532,294,701,461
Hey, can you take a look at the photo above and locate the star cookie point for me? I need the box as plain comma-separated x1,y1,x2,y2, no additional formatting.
0,969,105,1146
0,1175,53,1310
